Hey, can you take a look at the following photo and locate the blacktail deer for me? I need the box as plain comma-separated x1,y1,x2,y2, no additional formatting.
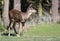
8,4,36,37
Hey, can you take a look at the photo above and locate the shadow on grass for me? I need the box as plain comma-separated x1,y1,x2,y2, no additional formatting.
1,33,23,36
1,33,16,36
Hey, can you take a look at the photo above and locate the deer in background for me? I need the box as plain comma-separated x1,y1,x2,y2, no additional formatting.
7,4,36,37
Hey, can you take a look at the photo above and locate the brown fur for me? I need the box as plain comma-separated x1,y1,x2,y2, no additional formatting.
8,4,36,37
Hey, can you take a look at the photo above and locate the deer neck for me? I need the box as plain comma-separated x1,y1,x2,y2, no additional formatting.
25,11,32,19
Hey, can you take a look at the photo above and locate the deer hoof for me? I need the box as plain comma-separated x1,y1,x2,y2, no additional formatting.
8,34,10,37
16,34,20,37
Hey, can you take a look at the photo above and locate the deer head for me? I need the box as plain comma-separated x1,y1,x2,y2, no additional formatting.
26,4,36,19
27,4,36,14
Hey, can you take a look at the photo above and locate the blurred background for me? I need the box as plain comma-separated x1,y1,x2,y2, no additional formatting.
0,0,60,32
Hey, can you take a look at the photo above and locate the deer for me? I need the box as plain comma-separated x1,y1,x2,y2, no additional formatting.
7,4,36,37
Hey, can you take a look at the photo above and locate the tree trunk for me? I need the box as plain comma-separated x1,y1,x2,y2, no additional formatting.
14,0,21,11
3,0,9,27
38,3,42,16
52,0,59,23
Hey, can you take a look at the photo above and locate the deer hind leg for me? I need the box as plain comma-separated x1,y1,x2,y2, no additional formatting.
8,21,11,37
8,26,10,37
7,21,13,36
13,22,20,37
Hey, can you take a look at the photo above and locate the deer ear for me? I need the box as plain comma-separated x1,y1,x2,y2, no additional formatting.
27,4,33,10
29,4,32,8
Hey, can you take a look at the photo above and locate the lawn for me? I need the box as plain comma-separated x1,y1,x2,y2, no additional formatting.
0,24,60,41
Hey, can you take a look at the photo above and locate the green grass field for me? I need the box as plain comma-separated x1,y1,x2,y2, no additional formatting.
0,24,60,41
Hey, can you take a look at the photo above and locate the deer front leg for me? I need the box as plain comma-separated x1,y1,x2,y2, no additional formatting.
20,22,25,35
22,22,25,33
19,22,22,35
16,22,22,37
16,22,25,36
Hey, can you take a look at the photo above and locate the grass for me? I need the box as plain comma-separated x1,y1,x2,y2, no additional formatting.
0,25,5,32
0,24,60,41
25,24,60,37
